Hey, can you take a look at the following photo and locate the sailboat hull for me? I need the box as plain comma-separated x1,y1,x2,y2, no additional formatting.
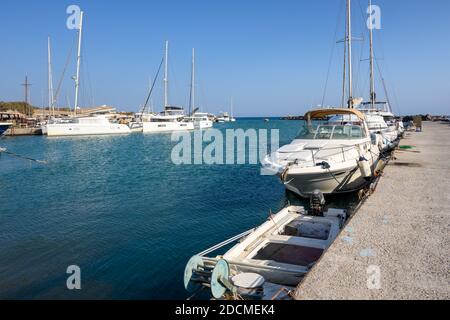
46,123,131,136
142,121,194,133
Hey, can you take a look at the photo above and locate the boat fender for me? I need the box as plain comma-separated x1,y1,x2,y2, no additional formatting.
358,156,372,179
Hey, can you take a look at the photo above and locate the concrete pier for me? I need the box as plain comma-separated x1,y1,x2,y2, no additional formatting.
294,122,450,300
4,127,42,136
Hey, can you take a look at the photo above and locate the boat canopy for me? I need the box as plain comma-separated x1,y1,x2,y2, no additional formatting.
304,108,366,122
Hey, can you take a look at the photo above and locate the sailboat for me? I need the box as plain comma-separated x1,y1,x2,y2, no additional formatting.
356,0,400,150
186,48,213,129
262,0,380,198
216,99,236,122
45,11,130,136
142,41,194,133
230,98,236,122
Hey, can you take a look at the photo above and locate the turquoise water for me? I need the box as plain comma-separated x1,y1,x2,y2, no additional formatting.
0,119,353,299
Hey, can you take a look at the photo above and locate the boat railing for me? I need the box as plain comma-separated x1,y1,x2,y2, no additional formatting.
197,228,255,257
199,256,309,275
307,141,368,166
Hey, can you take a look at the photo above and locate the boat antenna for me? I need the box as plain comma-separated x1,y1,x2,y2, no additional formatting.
73,11,84,116
140,57,164,121
368,0,376,111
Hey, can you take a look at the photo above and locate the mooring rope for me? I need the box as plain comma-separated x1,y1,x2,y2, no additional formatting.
0,148,47,164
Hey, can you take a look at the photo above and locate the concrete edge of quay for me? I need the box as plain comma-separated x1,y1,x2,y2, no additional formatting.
294,121,450,300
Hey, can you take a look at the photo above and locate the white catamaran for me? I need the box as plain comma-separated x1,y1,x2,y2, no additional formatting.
45,11,131,137
142,41,194,133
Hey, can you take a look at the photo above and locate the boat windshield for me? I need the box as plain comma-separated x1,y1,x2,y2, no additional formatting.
296,124,365,140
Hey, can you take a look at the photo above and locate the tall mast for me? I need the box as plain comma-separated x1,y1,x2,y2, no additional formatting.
22,76,32,116
231,97,234,117
73,11,84,116
341,6,348,108
368,0,376,110
190,48,195,115
346,0,353,108
47,37,55,116
164,41,169,108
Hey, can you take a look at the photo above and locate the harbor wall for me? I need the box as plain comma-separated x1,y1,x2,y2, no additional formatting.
294,121,450,300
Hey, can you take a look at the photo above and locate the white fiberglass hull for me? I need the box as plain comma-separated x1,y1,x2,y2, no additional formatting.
263,141,379,198
142,121,194,133
283,157,376,197
194,120,213,129
46,123,131,136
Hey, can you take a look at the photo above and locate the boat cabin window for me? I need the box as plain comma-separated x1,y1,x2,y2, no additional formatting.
296,124,366,140
150,118,179,122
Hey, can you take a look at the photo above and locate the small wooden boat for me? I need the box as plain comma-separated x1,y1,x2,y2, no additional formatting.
184,204,346,300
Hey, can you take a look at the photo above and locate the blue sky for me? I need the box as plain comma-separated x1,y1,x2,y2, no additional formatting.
0,0,449,116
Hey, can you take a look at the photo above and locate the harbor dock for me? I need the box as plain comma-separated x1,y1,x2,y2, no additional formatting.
294,121,450,300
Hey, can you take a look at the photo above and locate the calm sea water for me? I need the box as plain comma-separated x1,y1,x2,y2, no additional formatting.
0,118,355,299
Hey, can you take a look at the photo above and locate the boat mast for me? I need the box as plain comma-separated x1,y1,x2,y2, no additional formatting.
341,21,347,109
368,0,376,111
47,37,55,117
189,48,195,115
346,0,353,108
164,41,169,108
73,11,84,116
231,97,234,118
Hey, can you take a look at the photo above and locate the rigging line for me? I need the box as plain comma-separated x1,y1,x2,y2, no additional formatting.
54,35,77,110
354,0,367,97
354,35,365,96
374,59,391,107
82,47,94,107
140,57,164,120
199,81,208,113
371,24,394,111
168,57,180,106
0,148,48,164
374,36,401,115
321,0,345,107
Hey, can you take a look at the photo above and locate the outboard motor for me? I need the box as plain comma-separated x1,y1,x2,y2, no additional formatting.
309,189,325,216
210,259,265,300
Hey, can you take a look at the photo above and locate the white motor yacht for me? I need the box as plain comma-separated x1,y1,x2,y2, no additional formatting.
263,108,380,197
187,112,213,129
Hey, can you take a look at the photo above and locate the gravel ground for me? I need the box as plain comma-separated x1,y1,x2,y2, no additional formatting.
294,122,450,300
